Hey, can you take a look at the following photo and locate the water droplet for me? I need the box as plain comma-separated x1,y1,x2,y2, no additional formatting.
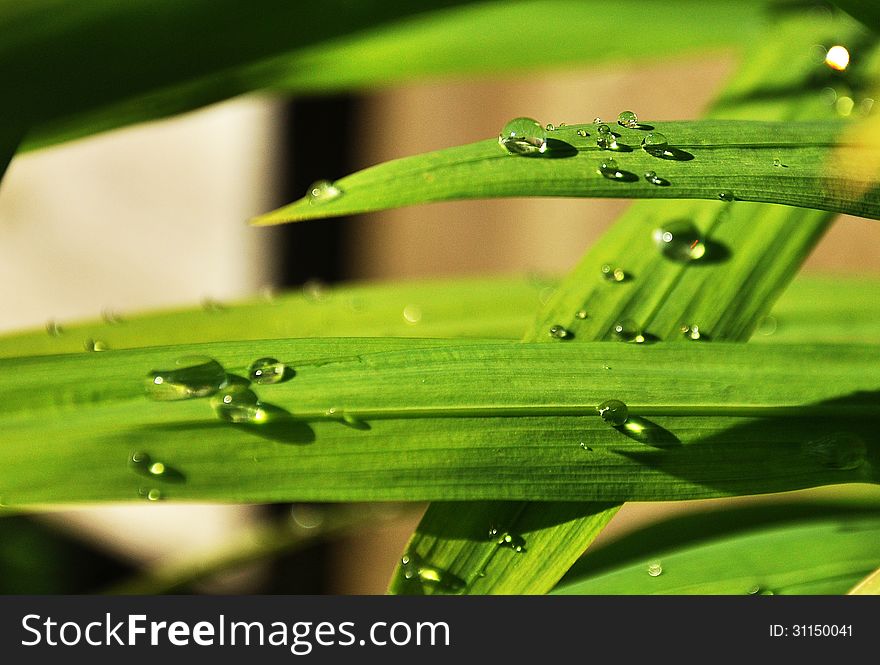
641,132,668,155
139,487,164,502
548,324,573,340
46,320,63,337
302,279,329,302
145,357,227,401
400,552,464,592
644,170,665,185
597,399,629,426
612,319,645,343
617,110,638,128
576,129,588,137
575,309,588,320
580,442,593,451
593,117,602,124
773,158,782,167
596,124,618,150
402,304,422,324
84,338,109,352
824,44,850,71
489,527,526,553
545,123,556,131
809,44,828,64
307,179,342,204
756,315,777,336
291,504,325,530
249,357,289,385
680,324,703,340
748,585,774,595
598,157,623,179
718,191,735,202
499,117,547,155
647,562,663,577
212,385,267,424
859,97,875,116
652,221,706,262
600,264,627,283
803,433,866,471
835,95,855,116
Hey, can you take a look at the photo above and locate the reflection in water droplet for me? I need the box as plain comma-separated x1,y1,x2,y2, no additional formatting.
548,324,572,340
400,552,465,592
84,339,109,352
598,157,623,179
211,385,267,424
46,320,63,337
601,264,627,283
403,304,422,324
612,319,645,343
249,357,289,385
146,357,227,401
307,179,342,204
499,117,547,155
597,399,629,426
647,562,663,577
803,433,866,471
824,44,850,71
652,221,706,262
680,324,703,340
617,110,638,128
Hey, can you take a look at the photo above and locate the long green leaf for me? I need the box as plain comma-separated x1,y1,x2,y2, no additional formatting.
0,340,877,508
848,566,880,594
391,8,878,595
553,500,880,594
17,1,767,152
253,120,880,226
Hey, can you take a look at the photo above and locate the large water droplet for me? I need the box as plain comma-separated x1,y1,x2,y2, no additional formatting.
647,562,663,577
145,357,227,401
598,157,624,179
597,399,629,426
600,264,627,283
641,132,668,155
612,319,645,343
548,324,573,340
400,552,465,592
249,357,290,385
652,221,706,262
617,110,638,128
499,117,547,155
84,339,109,352
211,385,267,424
403,304,422,324
803,433,866,471
307,179,342,204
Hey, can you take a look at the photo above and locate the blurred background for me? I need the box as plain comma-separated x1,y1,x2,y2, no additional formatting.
1,46,878,593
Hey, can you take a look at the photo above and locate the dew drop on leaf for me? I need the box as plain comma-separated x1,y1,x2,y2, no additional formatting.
211,385,267,424
617,110,638,128
145,357,227,401
600,264,627,283
647,562,663,577
576,129,588,137
680,324,703,340
596,124,618,150
249,357,290,385
84,338,109,352
498,117,547,155
597,399,629,426
641,132,668,155
598,157,623,179
612,319,645,343
652,221,706,262
400,552,465,592
307,179,342,204
718,190,735,202
548,324,573,340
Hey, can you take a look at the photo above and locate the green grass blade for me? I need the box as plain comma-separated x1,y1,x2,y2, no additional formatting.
848,566,880,594
0,275,549,358
0,340,877,507
253,120,880,226
18,1,767,152
833,1,880,31
391,9,877,595
553,499,880,594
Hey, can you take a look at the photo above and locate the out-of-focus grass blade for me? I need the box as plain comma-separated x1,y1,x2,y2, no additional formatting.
0,126,21,185
0,340,877,507
553,499,880,594
0,275,550,358
253,120,880,226
390,9,878,595
18,1,767,151
848,566,880,594
833,1,880,32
